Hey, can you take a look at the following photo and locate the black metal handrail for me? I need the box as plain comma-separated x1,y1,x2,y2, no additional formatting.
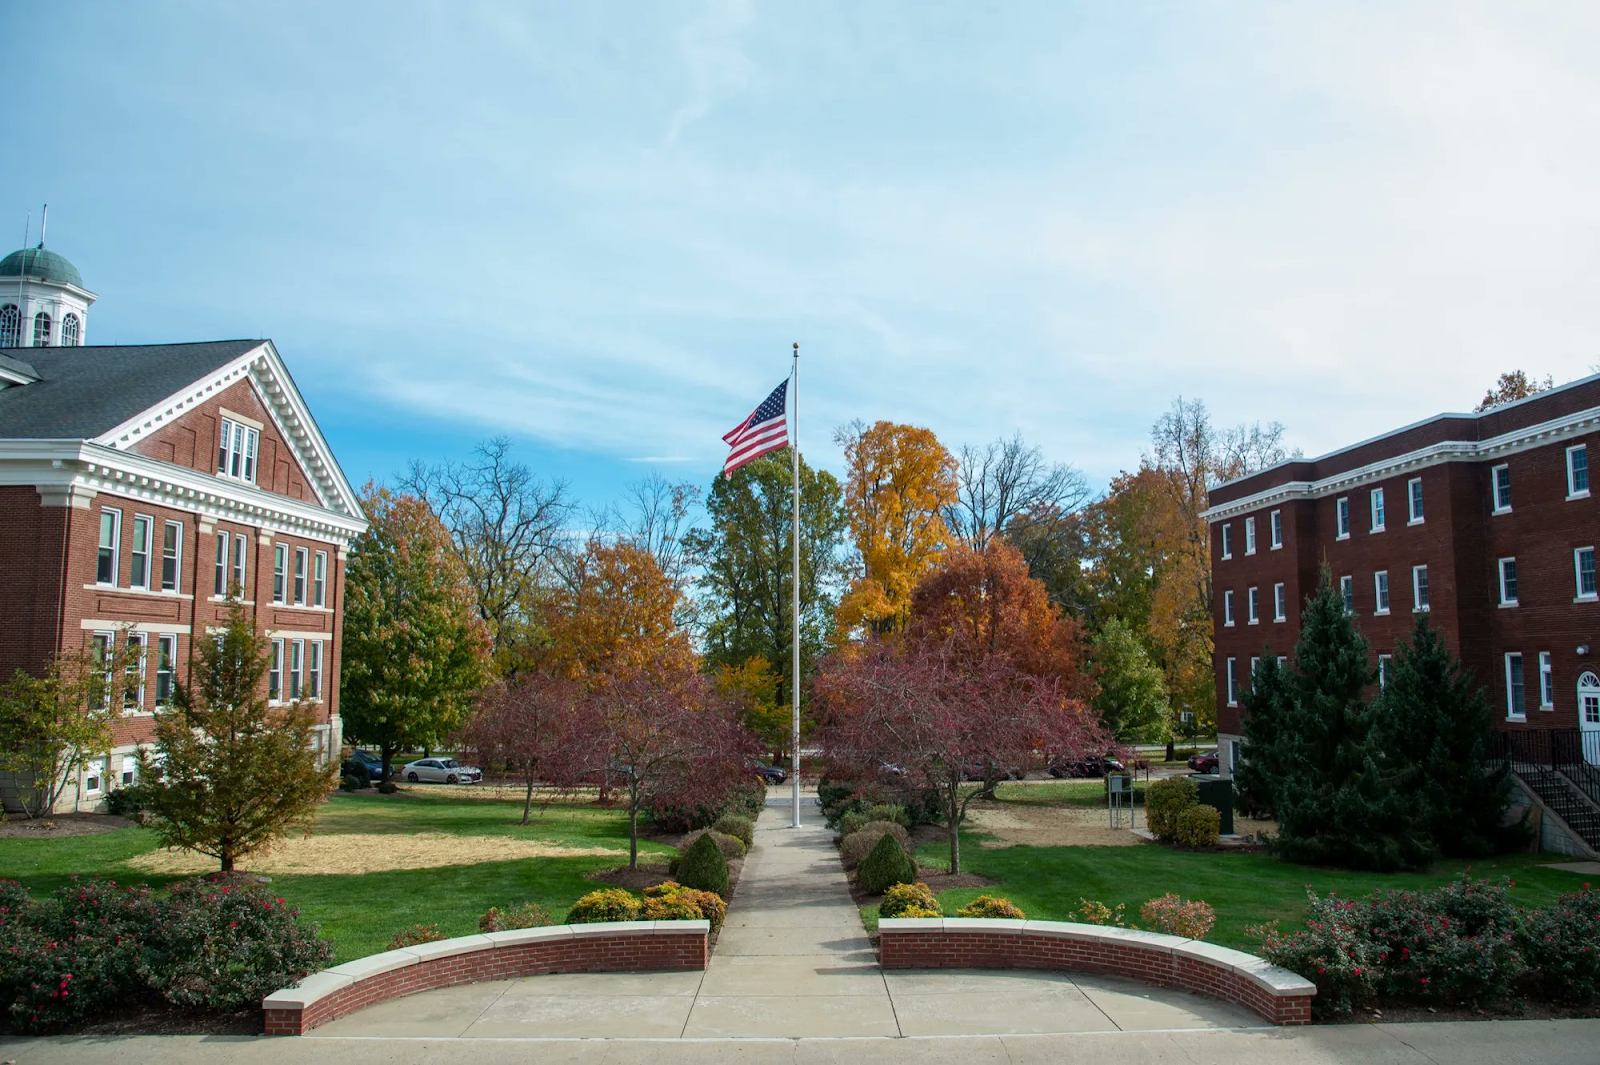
1552,729,1600,810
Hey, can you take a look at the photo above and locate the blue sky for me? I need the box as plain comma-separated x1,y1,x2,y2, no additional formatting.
6,1,1600,507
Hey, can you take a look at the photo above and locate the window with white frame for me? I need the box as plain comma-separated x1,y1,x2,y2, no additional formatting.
1407,477,1424,524
61,313,80,347
1248,586,1260,624
1223,589,1235,626
1379,654,1392,690
1226,657,1237,706
1371,487,1386,532
269,639,284,702
1336,497,1351,538
309,641,323,700
130,515,152,590
1274,582,1286,622
216,418,260,483
314,551,327,607
289,640,304,700
1569,444,1591,498
232,535,247,596
1278,655,1289,669
215,532,229,597
1250,657,1259,690
32,311,50,347
124,632,146,712
161,521,181,593
1492,464,1511,513
97,508,121,586
294,548,308,605
156,634,176,706
1374,570,1390,614
1540,652,1554,709
1270,509,1283,549
1340,574,1354,613
1245,516,1256,555
1506,652,1526,718
1220,523,1232,559
120,755,137,787
90,631,113,709
0,304,17,347
83,758,105,795
273,544,287,603
1413,565,1430,611
1499,557,1518,606
1577,547,1598,601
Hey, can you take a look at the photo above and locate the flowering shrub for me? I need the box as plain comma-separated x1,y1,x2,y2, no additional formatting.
1140,894,1216,939
879,882,942,919
1252,898,1382,1016
1077,898,1130,927
479,902,553,933
1517,886,1600,1002
565,889,642,924
387,924,447,949
956,896,1026,920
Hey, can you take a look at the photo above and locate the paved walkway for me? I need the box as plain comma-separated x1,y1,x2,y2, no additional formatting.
302,795,1258,1039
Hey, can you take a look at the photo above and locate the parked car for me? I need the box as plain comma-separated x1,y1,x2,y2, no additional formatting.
1188,750,1220,774
960,762,1025,782
751,761,787,785
347,749,385,780
1048,754,1127,779
402,757,482,784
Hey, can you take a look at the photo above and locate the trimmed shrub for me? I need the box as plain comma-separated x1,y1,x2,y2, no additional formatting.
879,882,941,918
1174,804,1221,848
679,829,746,862
663,887,727,933
642,880,685,898
103,783,153,817
712,814,755,847
339,774,363,792
339,759,372,787
387,924,448,949
838,811,872,838
839,822,910,869
566,889,642,924
856,833,917,895
1077,898,1129,927
1519,887,1600,1002
1140,894,1216,939
1146,775,1197,841
641,895,703,921
957,896,1026,920
479,902,553,933
865,803,911,828
1253,904,1381,1017
677,832,730,897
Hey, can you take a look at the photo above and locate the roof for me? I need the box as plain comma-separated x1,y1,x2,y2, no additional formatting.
0,246,84,289
0,340,262,439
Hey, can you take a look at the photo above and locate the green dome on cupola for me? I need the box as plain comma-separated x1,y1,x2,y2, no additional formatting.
0,246,84,289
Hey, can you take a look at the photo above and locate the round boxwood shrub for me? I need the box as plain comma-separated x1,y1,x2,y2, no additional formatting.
956,896,1026,920
565,888,642,924
1174,804,1221,848
856,832,917,895
879,882,941,918
479,901,553,933
713,814,755,847
676,832,730,897
1147,775,1198,841
642,881,728,933
865,803,910,828
641,894,703,921
679,829,746,861
839,821,911,869
838,810,872,838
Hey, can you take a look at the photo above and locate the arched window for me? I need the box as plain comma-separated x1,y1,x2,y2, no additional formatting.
61,313,80,347
0,305,17,347
32,311,51,347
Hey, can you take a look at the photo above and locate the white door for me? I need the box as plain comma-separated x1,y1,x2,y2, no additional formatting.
1579,672,1600,766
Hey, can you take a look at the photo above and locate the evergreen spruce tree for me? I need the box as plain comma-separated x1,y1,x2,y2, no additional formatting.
1271,569,1434,871
1374,613,1515,856
1234,650,1291,817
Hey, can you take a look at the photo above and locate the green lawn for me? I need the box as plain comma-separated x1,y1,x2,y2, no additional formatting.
994,781,1143,807
0,790,673,963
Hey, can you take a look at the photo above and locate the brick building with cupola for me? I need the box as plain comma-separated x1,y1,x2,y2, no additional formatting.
1206,377,1600,856
0,237,367,813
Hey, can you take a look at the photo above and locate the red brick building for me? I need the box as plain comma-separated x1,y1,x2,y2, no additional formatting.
1206,379,1600,823
0,329,368,813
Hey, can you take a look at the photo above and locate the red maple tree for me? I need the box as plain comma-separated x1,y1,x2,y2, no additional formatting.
455,671,585,825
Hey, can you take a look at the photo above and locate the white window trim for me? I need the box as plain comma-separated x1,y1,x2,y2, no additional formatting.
1370,487,1386,533
1220,523,1232,561
83,757,106,796
1505,652,1526,720
1492,464,1512,514
1335,496,1351,540
294,547,309,606
232,535,248,597
161,521,183,594
217,417,261,485
1269,509,1283,550
309,640,324,702
1274,582,1286,622
289,639,304,701
1378,653,1392,690
1413,564,1430,612
123,632,147,715
1576,546,1598,603
1223,589,1235,627
97,507,122,587
1407,477,1424,525
130,514,153,591
1540,651,1554,709
1244,516,1256,555
273,544,288,604
269,638,284,704
91,630,115,710
156,633,177,707
215,531,229,598
1226,657,1237,707
1339,575,1354,614
1374,570,1390,615
1498,556,1518,608
1568,444,1591,500
313,550,327,608
1247,586,1260,625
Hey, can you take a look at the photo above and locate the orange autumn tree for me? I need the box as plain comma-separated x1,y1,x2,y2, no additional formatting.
834,419,958,636
541,540,693,681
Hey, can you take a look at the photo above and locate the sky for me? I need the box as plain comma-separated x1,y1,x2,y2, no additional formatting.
6,1,1600,509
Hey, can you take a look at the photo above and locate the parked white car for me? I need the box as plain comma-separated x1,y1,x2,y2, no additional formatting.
401,758,482,784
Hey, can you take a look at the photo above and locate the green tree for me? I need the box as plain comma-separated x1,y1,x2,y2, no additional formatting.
342,484,492,782
1089,617,1170,743
1271,571,1433,872
140,604,332,871
685,453,847,747
0,642,127,818
1233,650,1292,816
1374,614,1515,857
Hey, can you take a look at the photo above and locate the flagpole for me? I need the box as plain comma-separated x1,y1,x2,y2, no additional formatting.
791,341,802,829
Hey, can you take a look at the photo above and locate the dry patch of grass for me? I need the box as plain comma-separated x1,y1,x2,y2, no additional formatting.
126,831,623,876
968,802,1277,848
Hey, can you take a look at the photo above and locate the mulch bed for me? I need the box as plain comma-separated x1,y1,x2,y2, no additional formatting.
2,1006,260,1038
1331,998,1600,1025
0,813,133,839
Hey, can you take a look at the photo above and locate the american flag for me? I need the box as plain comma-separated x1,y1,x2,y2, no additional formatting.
722,379,791,478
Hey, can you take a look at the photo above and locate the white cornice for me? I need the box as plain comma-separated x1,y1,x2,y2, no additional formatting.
1203,406,1600,522
0,440,367,545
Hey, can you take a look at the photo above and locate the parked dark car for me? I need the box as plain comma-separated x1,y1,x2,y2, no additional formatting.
751,761,787,785
1188,750,1220,774
1048,754,1127,779
347,749,385,780
960,762,1025,782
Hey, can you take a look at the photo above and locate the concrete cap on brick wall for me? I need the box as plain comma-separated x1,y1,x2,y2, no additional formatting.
568,919,710,938
878,917,945,932
1171,940,1317,997
484,925,577,949
1020,921,1187,952
262,970,354,1010
323,947,421,982
405,933,496,962
939,917,1029,934
650,919,709,935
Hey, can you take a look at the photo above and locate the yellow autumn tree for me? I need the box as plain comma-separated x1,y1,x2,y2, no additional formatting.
540,540,694,681
713,656,792,757
834,420,958,636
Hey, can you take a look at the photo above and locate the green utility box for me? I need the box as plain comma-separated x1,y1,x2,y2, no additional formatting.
1192,775,1235,835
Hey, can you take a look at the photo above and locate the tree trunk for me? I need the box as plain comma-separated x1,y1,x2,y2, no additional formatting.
1165,737,1175,763
947,780,962,875
522,777,535,825
221,851,234,873
381,745,394,784
628,795,640,870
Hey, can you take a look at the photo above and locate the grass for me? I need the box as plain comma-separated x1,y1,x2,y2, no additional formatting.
993,781,1143,807
0,789,675,963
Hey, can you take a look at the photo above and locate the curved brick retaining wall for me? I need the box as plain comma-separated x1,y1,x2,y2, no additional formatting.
878,918,1316,1026
262,920,709,1035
